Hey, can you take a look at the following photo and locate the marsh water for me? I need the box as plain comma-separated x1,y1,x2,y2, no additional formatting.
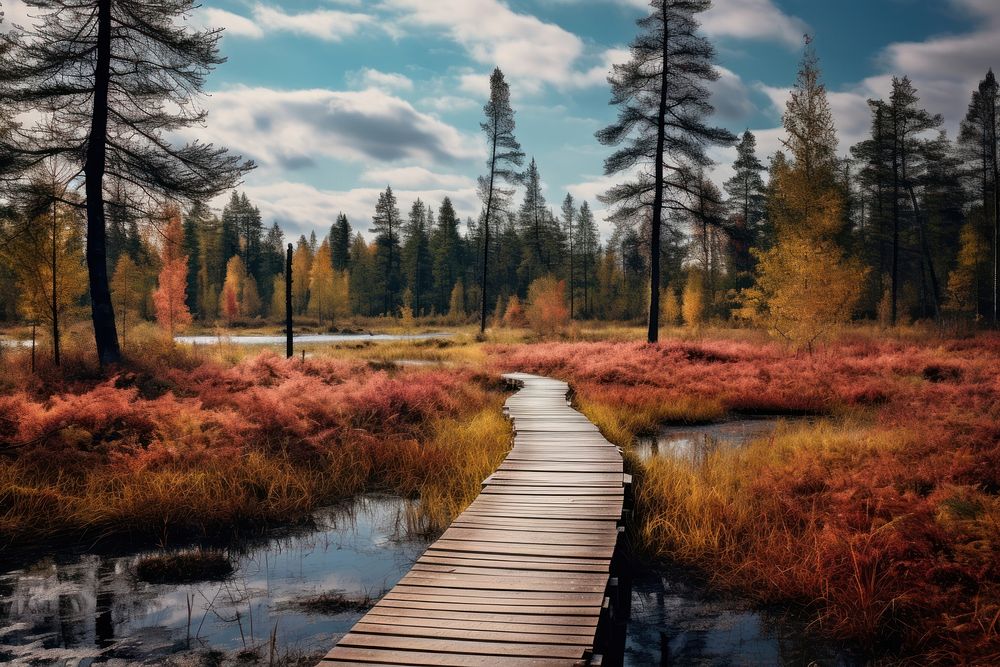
0,420,855,667
626,566,857,666
632,417,805,464
173,332,452,346
0,494,430,666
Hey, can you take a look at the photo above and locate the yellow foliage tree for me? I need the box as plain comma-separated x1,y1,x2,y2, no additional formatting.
3,191,87,365
111,255,144,350
660,286,681,326
741,45,866,348
681,272,704,329
741,186,866,347
270,274,286,320
448,281,465,323
945,222,990,317
308,239,336,325
291,241,312,315
221,255,249,323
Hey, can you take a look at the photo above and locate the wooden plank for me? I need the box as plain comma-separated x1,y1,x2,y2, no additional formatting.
322,373,624,667
335,634,588,659
351,622,596,646
362,606,600,627
322,647,576,666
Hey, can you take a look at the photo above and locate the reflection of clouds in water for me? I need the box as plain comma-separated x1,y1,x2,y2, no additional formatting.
631,418,806,463
0,494,431,664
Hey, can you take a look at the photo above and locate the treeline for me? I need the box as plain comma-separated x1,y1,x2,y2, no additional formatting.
2,0,998,366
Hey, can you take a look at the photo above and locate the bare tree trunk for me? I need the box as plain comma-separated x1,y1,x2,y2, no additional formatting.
906,185,941,320
51,196,60,366
84,0,121,365
647,5,668,344
286,243,293,359
991,92,999,327
890,108,900,326
480,124,498,335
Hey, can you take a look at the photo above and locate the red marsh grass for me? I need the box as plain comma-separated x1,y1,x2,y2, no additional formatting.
0,348,512,550
486,334,1000,663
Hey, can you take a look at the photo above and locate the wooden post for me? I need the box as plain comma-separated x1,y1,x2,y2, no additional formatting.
285,243,293,359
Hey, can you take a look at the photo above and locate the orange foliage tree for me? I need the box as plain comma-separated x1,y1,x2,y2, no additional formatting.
526,276,569,335
152,206,192,336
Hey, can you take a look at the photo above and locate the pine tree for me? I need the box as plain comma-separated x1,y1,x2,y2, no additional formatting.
0,0,252,364
574,202,600,317
183,201,211,317
851,100,894,314
742,42,867,347
561,194,577,318
431,198,463,312
958,70,999,325
689,170,726,312
477,67,525,333
724,131,767,287
260,222,285,311
219,192,242,281
331,213,352,271
371,186,403,315
596,0,734,342
348,233,376,315
402,199,433,314
518,158,548,286
892,78,944,319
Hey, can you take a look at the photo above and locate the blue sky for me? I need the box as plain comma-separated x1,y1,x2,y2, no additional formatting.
25,0,1000,241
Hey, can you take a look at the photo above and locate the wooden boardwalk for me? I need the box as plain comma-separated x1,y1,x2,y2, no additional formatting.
321,372,628,666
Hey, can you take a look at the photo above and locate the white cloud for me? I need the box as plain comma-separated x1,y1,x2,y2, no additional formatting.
385,0,624,95
227,180,480,240
360,166,476,190
385,0,584,89
186,86,482,170
864,0,1000,135
191,8,264,38
701,0,809,49
562,0,808,48
710,66,757,121
419,95,480,114
352,68,414,92
250,4,374,41
190,4,375,42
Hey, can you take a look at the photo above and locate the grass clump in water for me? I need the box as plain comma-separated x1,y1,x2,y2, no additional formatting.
135,550,234,584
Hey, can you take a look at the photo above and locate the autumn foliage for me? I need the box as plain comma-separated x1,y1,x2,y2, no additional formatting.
486,334,1000,662
152,207,192,335
526,276,569,335
0,352,507,549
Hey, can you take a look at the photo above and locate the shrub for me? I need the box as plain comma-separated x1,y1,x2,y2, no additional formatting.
526,276,569,335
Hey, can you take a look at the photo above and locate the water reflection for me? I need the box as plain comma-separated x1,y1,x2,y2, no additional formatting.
625,566,859,666
632,418,801,464
0,494,431,666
